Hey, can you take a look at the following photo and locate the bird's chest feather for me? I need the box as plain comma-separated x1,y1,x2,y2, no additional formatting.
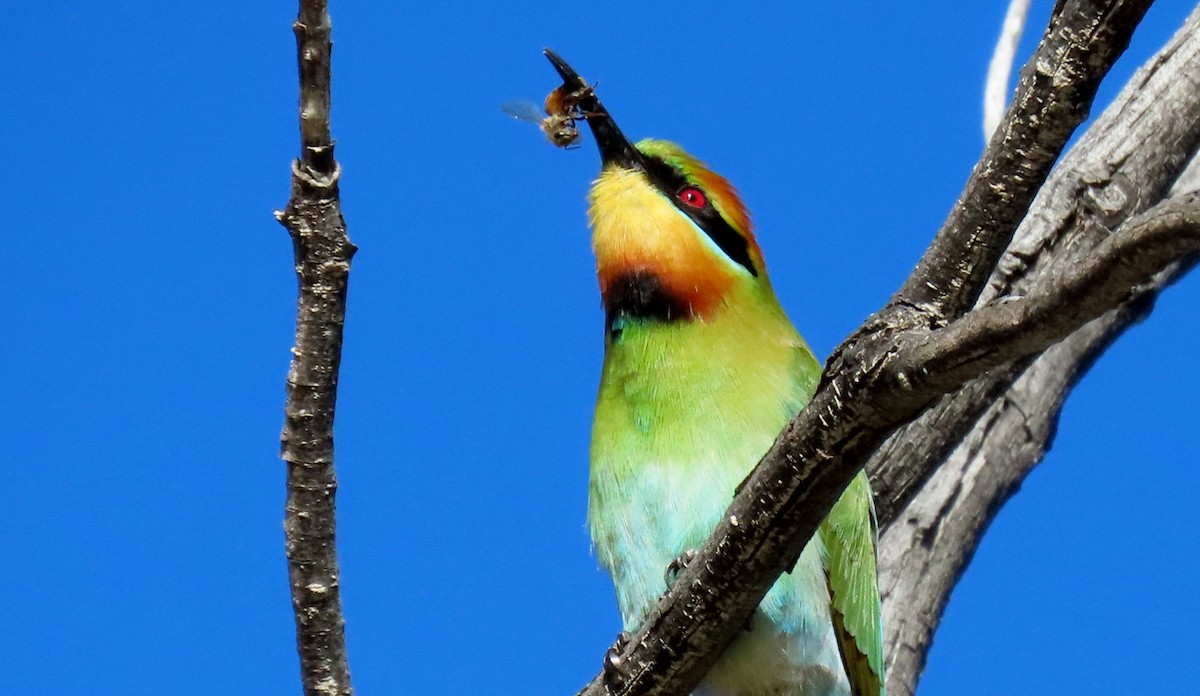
587,317,849,695
587,315,816,626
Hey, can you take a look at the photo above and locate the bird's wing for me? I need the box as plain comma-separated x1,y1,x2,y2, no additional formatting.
820,471,885,696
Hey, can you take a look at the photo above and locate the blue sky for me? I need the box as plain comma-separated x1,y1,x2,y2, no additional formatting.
6,2,1198,694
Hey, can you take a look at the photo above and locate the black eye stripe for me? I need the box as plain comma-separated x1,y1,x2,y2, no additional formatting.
640,156,757,276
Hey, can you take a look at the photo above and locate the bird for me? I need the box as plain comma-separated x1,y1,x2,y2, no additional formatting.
543,50,884,696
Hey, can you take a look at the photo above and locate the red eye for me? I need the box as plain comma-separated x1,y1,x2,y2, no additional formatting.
678,187,707,208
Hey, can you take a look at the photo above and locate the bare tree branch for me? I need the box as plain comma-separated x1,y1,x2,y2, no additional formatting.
576,3,1166,695
275,1,356,695
914,194,1200,384
873,9,1200,691
876,261,1196,696
873,5,1200,529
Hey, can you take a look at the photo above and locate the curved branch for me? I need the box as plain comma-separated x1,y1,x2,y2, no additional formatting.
276,1,356,695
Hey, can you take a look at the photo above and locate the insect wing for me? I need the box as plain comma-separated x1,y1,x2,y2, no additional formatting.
500,100,545,124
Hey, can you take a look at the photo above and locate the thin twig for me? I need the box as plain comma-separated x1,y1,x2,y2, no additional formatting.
275,1,356,695
984,0,1033,140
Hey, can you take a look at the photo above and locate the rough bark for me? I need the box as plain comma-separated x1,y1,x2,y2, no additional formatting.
574,3,1200,696
275,1,356,695
894,0,1153,324
874,9,1200,693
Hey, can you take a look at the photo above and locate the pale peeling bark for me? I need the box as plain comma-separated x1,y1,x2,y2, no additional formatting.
874,9,1200,695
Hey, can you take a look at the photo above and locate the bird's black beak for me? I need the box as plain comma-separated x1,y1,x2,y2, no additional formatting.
543,49,644,171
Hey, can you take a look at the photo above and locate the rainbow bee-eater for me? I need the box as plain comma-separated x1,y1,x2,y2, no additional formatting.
543,51,884,696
